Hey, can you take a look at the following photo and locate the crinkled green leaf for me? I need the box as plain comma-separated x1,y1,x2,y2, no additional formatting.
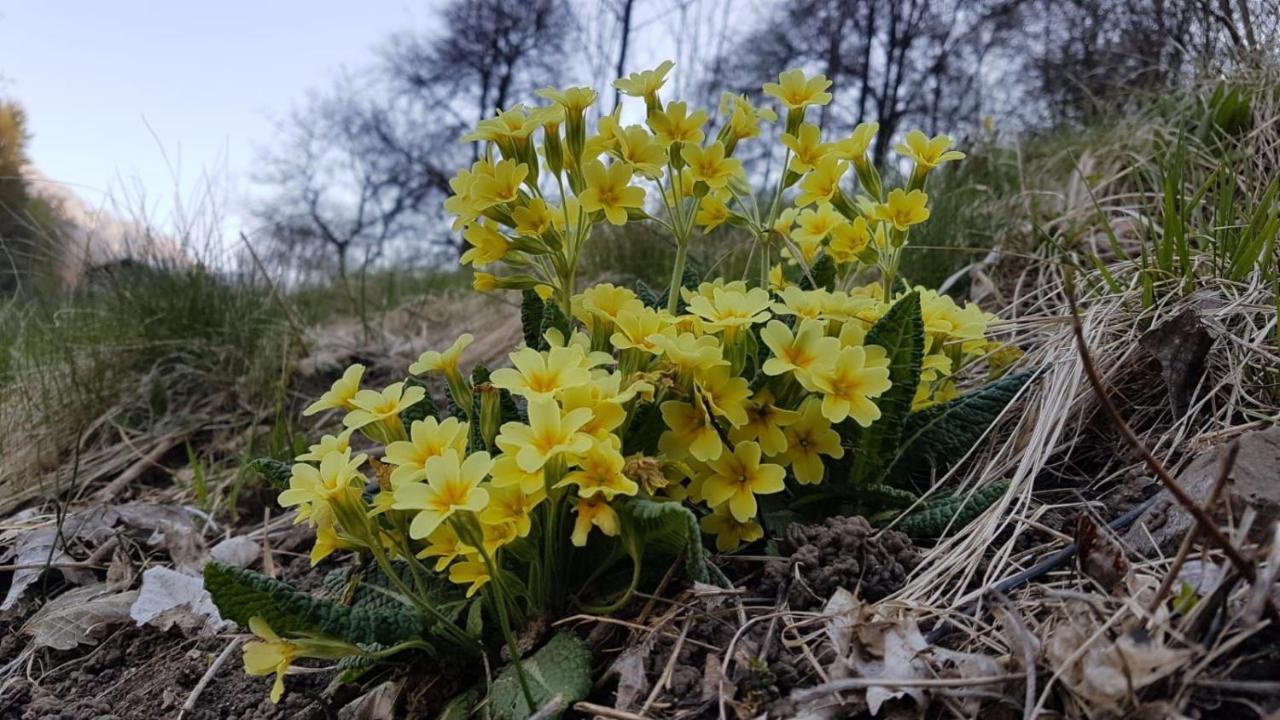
888,371,1035,481
894,481,1009,538
399,376,439,426
537,298,571,350
521,289,546,348
634,279,662,309
843,291,924,486
800,254,837,291
247,458,291,491
203,562,425,646
618,497,708,583
491,631,592,720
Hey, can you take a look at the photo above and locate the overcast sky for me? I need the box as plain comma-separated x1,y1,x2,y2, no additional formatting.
0,1,426,242
0,1,763,252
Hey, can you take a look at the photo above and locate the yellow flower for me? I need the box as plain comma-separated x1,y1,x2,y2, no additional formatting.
383,417,469,487
695,365,751,427
449,560,491,598
411,334,474,377
472,272,499,292
479,483,545,536
576,283,644,329
769,264,789,292
792,202,844,245
278,449,368,527
462,105,555,143
558,380,627,442
614,60,675,99
720,92,777,140
763,69,833,110
342,382,426,431
771,286,827,321
296,429,354,462
309,524,350,566
243,617,298,704
470,159,528,207
536,86,598,115
780,123,831,174
616,125,666,179
303,364,365,416
495,397,594,472
513,198,556,237
694,192,732,231
659,399,724,462
682,142,743,189
809,344,891,426
700,441,786,521
779,400,843,484
685,287,772,334
828,217,872,264
489,452,546,495
610,306,673,354
571,495,620,546
795,155,849,207
557,442,638,500
772,207,798,239
872,188,930,231
729,388,799,456
895,130,964,171
647,101,707,147
833,122,879,164
460,220,510,266
578,159,646,225
490,346,593,399
699,504,764,551
652,332,727,376
760,318,839,385
417,524,469,571
393,449,492,539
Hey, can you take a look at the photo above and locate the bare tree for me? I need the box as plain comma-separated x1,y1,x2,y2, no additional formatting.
255,0,575,277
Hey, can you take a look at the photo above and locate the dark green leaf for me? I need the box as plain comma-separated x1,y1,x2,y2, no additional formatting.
887,371,1035,481
491,632,592,720
520,290,546,348
618,497,708,583
400,376,439,426
247,458,291,491
800,254,836,291
843,291,924,486
894,481,1009,539
203,562,426,646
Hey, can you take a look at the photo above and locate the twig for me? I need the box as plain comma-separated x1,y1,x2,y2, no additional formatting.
640,614,692,715
991,591,1037,720
178,636,243,719
573,701,649,719
93,434,185,501
1147,441,1237,617
527,694,565,720
790,673,1025,703
1063,274,1279,624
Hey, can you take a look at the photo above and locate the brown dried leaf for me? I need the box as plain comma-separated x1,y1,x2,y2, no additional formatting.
22,584,137,650
1076,513,1130,593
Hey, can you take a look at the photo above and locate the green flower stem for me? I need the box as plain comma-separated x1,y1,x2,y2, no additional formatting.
667,239,689,315
455,519,537,715
575,552,642,615
363,533,480,656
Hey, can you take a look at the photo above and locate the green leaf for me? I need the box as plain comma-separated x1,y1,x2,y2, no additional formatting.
800,254,836,291
621,402,664,456
894,481,1009,539
203,562,426,646
887,371,1035,481
634,280,662,309
399,376,439,426
247,458,291,491
520,289,546,348
618,497,708,584
491,632,592,720
537,298,571,350
440,686,484,720
843,291,924,486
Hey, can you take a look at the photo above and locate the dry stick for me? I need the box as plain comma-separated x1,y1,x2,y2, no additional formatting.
789,673,1026,703
92,434,185,501
640,614,693,715
1063,278,1280,624
178,636,243,720
990,590,1037,720
573,701,649,720
1147,441,1238,618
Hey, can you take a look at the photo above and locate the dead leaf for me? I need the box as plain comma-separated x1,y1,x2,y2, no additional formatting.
338,679,402,720
1076,513,1130,593
607,637,653,711
22,584,137,650
106,547,136,591
1046,608,1190,712
1139,307,1213,417
209,536,258,569
1,506,118,611
129,566,229,636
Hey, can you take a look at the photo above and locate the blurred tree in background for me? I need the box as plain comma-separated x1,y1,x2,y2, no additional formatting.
250,0,1279,278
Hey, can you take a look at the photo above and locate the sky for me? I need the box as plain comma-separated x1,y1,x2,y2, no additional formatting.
0,1,425,245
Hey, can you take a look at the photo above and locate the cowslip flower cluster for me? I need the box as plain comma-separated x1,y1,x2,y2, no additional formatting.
242,61,1013,705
